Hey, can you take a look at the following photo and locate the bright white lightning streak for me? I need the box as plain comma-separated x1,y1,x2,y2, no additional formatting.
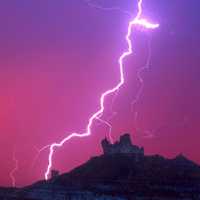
44,0,159,180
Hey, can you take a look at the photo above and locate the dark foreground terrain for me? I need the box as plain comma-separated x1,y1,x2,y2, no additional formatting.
1,134,200,200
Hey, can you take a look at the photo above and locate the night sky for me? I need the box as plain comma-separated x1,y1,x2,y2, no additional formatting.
0,0,199,187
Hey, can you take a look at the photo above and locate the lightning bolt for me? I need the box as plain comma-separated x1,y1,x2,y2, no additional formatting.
9,148,18,187
131,36,152,112
96,117,113,144
31,145,51,169
44,0,159,180
131,36,153,138
85,0,133,17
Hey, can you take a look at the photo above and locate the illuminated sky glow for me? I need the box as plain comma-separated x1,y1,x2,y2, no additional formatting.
0,0,199,187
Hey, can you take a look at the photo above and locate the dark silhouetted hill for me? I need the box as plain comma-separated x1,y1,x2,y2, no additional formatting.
1,133,200,200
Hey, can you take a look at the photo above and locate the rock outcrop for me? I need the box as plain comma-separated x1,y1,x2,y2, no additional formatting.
101,133,144,161
1,133,200,200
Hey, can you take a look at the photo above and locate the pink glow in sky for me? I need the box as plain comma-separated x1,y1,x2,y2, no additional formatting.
0,0,199,187
45,0,159,180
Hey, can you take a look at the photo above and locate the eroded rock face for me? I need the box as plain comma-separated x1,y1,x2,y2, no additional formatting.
101,133,144,159
1,133,200,200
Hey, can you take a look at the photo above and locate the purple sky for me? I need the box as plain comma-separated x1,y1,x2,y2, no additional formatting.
0,0,199,187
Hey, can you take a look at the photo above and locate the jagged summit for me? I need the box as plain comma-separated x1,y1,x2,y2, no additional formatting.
1,133,200,200
101,133,144,160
